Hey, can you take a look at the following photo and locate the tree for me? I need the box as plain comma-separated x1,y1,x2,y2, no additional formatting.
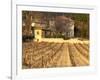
22,11,32,36
55,15,74,38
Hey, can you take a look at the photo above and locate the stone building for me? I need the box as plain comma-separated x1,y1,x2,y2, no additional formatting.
22,12,75,41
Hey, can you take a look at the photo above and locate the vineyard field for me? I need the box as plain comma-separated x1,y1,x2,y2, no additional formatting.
22,39,89,69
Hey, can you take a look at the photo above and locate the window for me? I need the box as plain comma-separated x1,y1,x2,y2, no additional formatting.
37,31,39,35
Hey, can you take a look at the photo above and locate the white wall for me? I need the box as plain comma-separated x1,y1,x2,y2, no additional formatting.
0,0,100,80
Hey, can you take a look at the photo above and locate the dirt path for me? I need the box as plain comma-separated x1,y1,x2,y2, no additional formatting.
57,43,72,67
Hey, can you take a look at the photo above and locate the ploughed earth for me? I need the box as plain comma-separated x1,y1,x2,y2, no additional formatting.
22,38,89,69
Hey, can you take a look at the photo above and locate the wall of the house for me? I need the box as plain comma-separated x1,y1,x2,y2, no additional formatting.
67,24,74,38
34,29,42,42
